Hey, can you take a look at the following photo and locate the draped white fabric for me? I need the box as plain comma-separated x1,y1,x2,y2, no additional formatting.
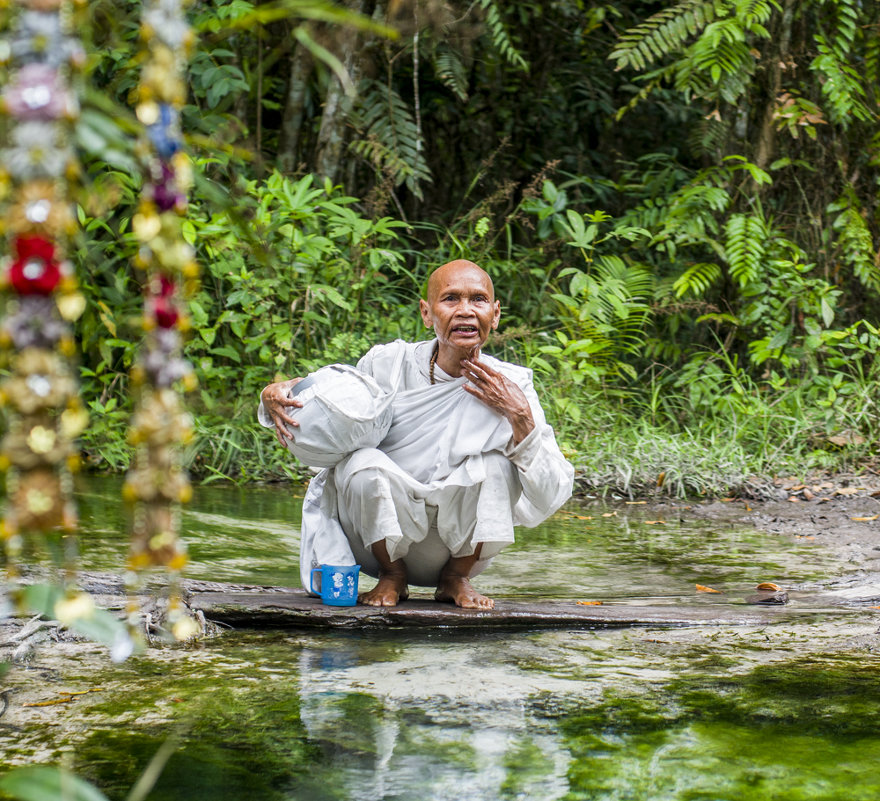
269,339,574,592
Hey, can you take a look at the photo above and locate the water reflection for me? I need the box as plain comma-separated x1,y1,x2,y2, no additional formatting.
296,635,572,800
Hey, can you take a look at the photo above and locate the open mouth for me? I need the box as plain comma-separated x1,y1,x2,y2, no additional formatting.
451,324,478,337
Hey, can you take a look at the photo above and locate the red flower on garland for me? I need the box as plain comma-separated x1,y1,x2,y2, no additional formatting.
151,295,179,328
158,274,175,297
8,235,62,295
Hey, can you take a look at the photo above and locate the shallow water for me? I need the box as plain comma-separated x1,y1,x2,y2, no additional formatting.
3,476,878,801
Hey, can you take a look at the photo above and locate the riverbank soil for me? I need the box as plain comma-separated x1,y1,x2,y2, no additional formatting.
680,474,880,592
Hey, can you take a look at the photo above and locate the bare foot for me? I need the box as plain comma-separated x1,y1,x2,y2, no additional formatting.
359,573,409,607
434,574,494,609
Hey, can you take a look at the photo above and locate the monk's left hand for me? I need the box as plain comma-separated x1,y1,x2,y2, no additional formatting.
461,357,535,445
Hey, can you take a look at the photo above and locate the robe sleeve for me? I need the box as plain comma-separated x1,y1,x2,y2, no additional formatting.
504,379,574,527
256,386,274,428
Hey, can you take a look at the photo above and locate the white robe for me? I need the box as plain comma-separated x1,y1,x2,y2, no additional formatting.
264,339,574,591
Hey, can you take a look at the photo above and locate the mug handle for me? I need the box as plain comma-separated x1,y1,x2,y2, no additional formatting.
310,566,322,595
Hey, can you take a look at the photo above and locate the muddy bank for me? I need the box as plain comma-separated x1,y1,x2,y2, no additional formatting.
679,475,880,581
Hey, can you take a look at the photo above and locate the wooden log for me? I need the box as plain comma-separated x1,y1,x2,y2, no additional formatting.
184,585,842,630
44,574,860,632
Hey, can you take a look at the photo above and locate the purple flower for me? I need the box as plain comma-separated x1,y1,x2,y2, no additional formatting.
4,64,76,121
150,160,186,212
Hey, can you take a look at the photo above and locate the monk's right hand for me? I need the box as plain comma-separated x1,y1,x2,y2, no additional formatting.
261,378,305,446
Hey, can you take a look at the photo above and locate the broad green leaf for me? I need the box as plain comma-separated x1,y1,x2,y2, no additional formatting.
0,766,109,801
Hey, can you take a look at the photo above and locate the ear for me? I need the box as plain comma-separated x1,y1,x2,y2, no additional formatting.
419,298,433,328
491,300,501,330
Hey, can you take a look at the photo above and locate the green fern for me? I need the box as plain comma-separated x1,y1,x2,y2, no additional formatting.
476,0,528,71
609,0,718,72
687,117,730,158
349,79,432,199
554,256,654,376
673,262,723,297
612,0,776,105
866,19,880,91
725,212,768,288
434,44,469,101
829,193,880,294
810,34,872,125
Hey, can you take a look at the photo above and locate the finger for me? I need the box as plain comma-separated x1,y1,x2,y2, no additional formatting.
463,357,500,377
461,358,490,377
462,383,486,402
272,412,299,429
462,364,495,385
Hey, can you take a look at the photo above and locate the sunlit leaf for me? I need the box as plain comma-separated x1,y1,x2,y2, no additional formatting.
0,766,109,801
22,697,74,708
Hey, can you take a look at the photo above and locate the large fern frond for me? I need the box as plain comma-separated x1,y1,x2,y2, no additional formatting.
349,79,432,199
434,44,468,101
829,192,880,294
809,0,872,126
810,35,871,125
476,0,528,71
613,0,776,105
673,262,723,297
565,256,654,354
866,19,880,93
725,212,768,288
609,0,718,72
687,116,730,159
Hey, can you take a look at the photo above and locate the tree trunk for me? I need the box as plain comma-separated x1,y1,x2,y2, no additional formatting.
278,32,314,174
314,0,378,183
753,0,796,177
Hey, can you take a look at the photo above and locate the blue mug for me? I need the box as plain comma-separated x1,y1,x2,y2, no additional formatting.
311,564,360,606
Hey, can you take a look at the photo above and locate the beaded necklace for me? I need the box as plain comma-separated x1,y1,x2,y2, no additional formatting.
429,343,438,385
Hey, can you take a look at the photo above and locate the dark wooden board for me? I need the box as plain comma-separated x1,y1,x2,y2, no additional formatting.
185,586,839,630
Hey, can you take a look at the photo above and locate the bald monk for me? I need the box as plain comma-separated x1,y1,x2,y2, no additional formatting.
260,260,573,608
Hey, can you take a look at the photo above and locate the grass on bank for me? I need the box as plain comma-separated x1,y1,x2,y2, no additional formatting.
79,365,880,500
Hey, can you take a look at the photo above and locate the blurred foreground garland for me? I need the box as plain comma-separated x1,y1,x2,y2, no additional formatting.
0,0,200,647
122,0,200,642
0,0,90,618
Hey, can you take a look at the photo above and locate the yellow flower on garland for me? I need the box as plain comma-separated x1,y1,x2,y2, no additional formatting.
6,179,73,235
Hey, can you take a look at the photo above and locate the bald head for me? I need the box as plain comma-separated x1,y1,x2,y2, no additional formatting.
426,260,495,303
420,260,500,363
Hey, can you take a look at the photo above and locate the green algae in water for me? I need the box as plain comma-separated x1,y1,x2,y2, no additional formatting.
560,659,880,801
4,478,875,800
7,632,880,801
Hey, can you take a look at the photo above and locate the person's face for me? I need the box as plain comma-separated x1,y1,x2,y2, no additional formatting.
420,265,501,353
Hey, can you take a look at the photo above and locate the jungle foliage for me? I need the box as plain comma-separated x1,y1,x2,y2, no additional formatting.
68,0,880,495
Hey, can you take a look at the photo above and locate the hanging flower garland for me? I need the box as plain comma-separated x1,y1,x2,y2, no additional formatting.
122,0,200,642
0,0,89,603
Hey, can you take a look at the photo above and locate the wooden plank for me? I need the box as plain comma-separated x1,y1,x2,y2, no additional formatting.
186,587,834,630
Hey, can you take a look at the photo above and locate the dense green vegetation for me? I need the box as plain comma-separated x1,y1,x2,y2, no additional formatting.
72,0,880,496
